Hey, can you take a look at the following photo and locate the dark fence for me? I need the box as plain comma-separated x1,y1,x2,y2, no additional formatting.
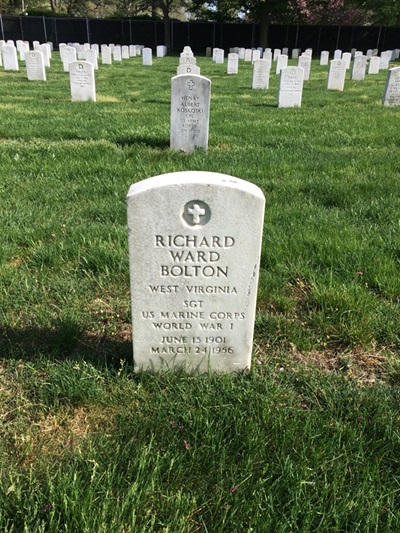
0,15,399,54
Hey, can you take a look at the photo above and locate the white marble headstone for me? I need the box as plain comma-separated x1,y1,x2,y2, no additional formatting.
19,42,29,61
227,53,239,74
142,47,152,66
380,51,391,70
69,61,96,102
382,67,400,106
59,43,67,61
351,55,367,81
122,45,129,59
177,64,201,76
157,45,167,57
62,46,77,72
368,56,380,75
252,58,270,90
320,51,329,66
38,43,50,67
298,55,311,80
101,45,112,65
215,49,224,64
342,52,351,69
113,46,122,61
278,66,304,108
77,44,86,60
2,45,19,71
327,59,346,91
85,48,98,70
252,49,261,63
179,54,196,65
26,50,46,81
170,74,211,153
276,54,288,74
127,171,265,373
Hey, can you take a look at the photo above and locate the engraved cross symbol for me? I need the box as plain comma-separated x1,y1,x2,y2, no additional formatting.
187,203,205,224
187,80,195,91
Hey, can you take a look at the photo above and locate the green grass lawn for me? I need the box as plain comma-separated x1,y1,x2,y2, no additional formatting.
1,53,400,532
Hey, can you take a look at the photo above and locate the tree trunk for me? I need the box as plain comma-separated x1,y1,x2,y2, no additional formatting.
49,0,56,12
163,12,171,49
258,1,270,48
160,1,171,50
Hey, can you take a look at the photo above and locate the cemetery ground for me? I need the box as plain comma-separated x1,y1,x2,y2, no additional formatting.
1,52,400,531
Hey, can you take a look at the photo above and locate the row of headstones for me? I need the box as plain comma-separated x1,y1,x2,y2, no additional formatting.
59,43,152,71
208,45,400,98
207,45,399,63
211,47,396,79
247,55,390,92
3,41,400,143
0,39,53,71
0,39,168,75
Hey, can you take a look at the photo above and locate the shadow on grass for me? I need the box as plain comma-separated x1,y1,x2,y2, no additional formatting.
128,97,169,106
248,103,278,108
112,136,170,149
0,323,131,370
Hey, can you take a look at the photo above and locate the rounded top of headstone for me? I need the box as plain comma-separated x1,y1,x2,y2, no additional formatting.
127,171,265,201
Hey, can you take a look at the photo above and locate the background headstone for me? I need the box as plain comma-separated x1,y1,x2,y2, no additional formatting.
320,51,329,65
142,47,152,66
252,58,270,90
244,49,252,62
327,59,346,91
177,64,201,75
62,45,77,72
215,49,224,64
69,60,96,102
113,46,122,61
26,50,46,81
298,55,311,80
227,53,239,74
276,54,288,74
342,52,351,69
126,171,265,373
368,56,380,75
170,74,211,153
85,48,98,70
2,44,19,71
121,45,129,59
351,54,367,81
278,66,304,107
101,45,112,65
273,48,281,61
382,67,400,106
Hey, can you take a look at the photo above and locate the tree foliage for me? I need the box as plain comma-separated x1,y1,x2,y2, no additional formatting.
2,0,400,28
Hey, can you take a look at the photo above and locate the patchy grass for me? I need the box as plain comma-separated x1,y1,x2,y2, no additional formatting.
1,53,400,531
